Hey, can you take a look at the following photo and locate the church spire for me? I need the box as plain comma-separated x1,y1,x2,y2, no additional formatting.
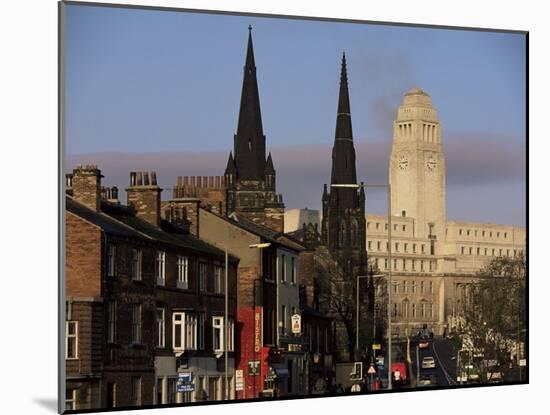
233,25,266,180
330,52,357,186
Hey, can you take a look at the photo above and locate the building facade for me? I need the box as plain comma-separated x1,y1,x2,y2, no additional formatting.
65,166,239,411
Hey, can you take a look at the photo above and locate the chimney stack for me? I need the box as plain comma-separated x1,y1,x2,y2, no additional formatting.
71,165,103,212
126,170,162,226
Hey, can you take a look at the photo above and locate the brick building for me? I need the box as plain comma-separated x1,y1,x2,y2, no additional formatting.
65,166,238,411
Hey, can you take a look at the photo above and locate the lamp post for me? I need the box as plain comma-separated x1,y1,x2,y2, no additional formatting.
331,182,392,389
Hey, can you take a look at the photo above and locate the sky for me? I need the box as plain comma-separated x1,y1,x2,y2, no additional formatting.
64,4,527,226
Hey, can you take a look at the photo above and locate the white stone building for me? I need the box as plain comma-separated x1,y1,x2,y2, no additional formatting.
286,87,526,337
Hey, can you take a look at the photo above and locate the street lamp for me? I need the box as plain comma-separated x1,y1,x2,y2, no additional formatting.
332,182,393,389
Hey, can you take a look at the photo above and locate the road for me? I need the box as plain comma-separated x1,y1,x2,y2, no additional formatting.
410,338,458,388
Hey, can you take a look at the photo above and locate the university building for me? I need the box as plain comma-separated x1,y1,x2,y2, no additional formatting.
285,87,526,339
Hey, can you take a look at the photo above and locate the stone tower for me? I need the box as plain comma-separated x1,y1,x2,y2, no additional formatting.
224,27,285,232
389,87,446,253
321,54,366,266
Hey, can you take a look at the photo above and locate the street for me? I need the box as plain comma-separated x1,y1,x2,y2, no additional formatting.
410,338,458,388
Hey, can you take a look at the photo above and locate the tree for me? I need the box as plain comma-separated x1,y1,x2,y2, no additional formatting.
459,254,526,382
313,246,384,361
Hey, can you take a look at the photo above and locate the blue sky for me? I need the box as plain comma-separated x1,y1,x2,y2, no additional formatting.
65,4,526,226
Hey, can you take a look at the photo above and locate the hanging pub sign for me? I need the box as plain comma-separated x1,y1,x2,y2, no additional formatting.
291,314,301,334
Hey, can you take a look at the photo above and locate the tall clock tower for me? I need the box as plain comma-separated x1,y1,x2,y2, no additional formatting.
389,88,446,251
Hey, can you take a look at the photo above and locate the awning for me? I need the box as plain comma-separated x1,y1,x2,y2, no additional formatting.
271,365,289,378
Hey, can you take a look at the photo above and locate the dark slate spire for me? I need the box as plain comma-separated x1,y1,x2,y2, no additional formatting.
225,151,236,174
233,25,266,180
335,52,353,139
265,152,275,175
330,52,357,186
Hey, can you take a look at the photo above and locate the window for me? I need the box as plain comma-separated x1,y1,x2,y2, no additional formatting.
394,224,398,231
376,223,380,230
167,378,176,404
393,258,398,270
199,262,207,292
421,244,425,254
467,230,470,236
484,248,488,256
107,301,116,344
429,281,434,293
377,241,381,251
477,247,480,255
469,247,472,255
429,261,433,272
131,377,141,405
156,251,165,286
402,210,406,217
66,389,77,411
420,281,425,293
429,303,434,318
402,225,406,232
420,302,426,318
404,243,408,252
198,312,205,350
384,258,388,270
413,244,416,253
66,321,78,359
499,249,503,256
504,232,507,239
392,303,398,318
132,304,142,344
393,283,398,294
214,265,225,294
482,231,486,237
131,249,142,280
412,281,417,294
368,241,372,250
507,249,510,257
212,316,234,352
107,244,116,277
497,232,500,238
412,260,416,271
459,229,463,236
173,312,197,351
402,301,409,319
395,242,399,252
177,256,189,289
492,248,495,256
412,303,417,318
420,260,424,272
385,223,388,231
281,255,286,282
156,308,165,348
403,280,408,293
291,257,296,284
402,259,406,271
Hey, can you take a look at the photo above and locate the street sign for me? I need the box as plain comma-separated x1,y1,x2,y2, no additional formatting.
235,369,244,391
291,314,301,334
367,365,376,375
177,373,195,393
248,360,261,376
350,362,363,380
372,343,381,350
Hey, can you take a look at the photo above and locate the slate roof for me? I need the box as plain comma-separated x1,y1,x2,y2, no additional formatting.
67,196,235,260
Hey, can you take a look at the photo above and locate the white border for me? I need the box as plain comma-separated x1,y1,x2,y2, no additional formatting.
1,1,543,415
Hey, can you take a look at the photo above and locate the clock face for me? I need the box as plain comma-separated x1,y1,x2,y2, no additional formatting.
426,157,437,171
398,156,409,171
